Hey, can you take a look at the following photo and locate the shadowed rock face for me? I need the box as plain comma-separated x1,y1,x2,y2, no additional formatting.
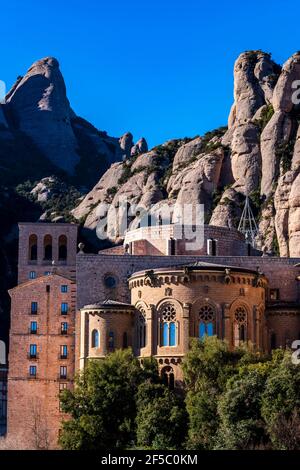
1,56,148,185
6,57,79,174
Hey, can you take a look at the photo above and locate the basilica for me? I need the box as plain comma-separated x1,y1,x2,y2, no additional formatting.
5,220,300,448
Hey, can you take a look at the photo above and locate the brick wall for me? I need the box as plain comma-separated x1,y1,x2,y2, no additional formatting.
7,274,76,449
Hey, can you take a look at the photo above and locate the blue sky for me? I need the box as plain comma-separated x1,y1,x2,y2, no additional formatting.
1,0,300,148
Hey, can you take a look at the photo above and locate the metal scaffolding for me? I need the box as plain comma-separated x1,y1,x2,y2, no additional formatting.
238,196,258,247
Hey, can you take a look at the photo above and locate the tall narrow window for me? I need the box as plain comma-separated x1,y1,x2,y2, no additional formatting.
30,322,37,334
137,309,146,349
123,332,128,349
91,330,99,348
61,303,69,315
61,322,68,335
60,366,67,380
162,322,169,346
31,302,38,315
169,322,176,346
170,238,176,255
58,235,68,261
60,345,68,359
207,238,217,256
61,285,68,293
29,271,36,280
29,344,37,359
234,306,247,346
108,332,114,352
29,365,37,378
161,366,175,389
44,235,53,261
29,235,38,261
198,305,215,338
159,303,177,347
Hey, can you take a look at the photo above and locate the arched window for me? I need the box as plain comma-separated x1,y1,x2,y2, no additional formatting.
58,235,67,261
161,366,175,389
233,306,247,346
29,235,38,261
137,309,146,348
91,329,99,348
123,332,128,348
108,331,114,352
44,235,52,261
159,303,177,347
198,305,215,338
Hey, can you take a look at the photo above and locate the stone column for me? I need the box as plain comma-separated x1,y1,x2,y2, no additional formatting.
52,235,59,264
79,310,89,370
253,306,257,346
37,234,44,265
146,304,155,356
182,303,191,354
98,313,108,357
223,303,231,346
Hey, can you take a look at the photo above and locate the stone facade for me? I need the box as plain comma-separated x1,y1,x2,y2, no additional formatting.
18,222,78,284
129,264,267,385
7,223,78,449
6,221,300,448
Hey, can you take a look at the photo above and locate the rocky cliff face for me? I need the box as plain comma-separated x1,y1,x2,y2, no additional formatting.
1,56,147,187
72,50,300,257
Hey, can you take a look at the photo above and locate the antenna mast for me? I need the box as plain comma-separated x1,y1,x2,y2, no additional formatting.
238,196,258,248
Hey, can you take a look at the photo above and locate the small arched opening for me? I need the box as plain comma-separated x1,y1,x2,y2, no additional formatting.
29,235,38,261
58,235,68,261
91,329,99,348
161,366,175,389
44,235,53,261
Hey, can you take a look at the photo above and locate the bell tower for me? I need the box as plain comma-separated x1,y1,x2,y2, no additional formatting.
18,223,78,284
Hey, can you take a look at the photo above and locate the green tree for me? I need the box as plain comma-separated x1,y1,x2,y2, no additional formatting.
135,382,187,449
183,337,267,449
59,350,158,450
261,350,300,449
215,362,271,449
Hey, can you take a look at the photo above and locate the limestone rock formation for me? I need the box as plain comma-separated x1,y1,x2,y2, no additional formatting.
230,51,280,127
1,57,137,187
230,123,261,194
287,171,300,257
119,132,134,158
260,111,293,196
170,148,224,207
274,171,295,257
6,57,80,174
131,137,148,156
171,137,203,170
210,188,243,228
